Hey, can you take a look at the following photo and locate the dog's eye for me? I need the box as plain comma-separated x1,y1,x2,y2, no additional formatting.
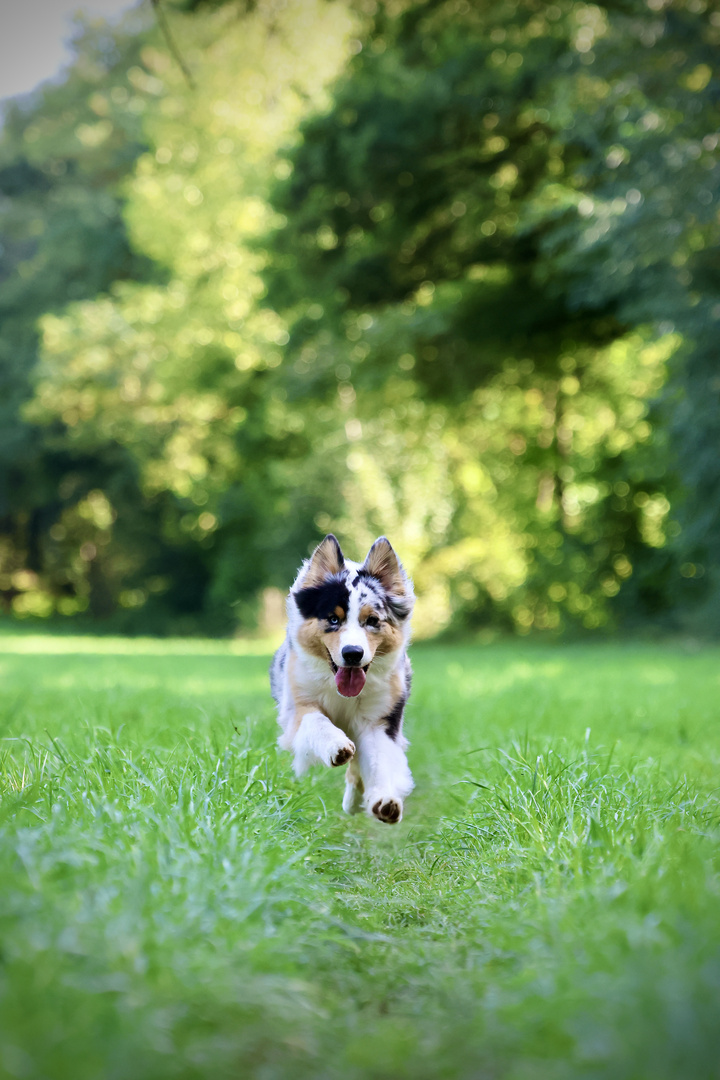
365,615,380,629
327,614,340,627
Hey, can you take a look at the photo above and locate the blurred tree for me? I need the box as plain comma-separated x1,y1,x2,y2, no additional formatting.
0,8,175,621
557,0,720,632
267,0,720,633
4,0,718,635
28,0,356,629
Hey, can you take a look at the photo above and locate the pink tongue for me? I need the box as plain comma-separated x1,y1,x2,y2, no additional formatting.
335,666,366,697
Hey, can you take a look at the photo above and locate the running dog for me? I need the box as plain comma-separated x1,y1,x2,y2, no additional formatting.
270,534,414,824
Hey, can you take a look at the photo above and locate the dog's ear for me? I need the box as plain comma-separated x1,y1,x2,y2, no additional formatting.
303,534,345,586
362,537,406,596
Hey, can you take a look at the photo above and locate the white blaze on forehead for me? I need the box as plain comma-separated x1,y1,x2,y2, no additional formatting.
338,577,370,661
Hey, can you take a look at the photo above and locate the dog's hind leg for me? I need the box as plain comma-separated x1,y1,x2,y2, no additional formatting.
291,709,355,776
342,759,365,815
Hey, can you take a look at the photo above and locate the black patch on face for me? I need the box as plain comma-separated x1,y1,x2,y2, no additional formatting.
294,576,350,623
383,694,406,742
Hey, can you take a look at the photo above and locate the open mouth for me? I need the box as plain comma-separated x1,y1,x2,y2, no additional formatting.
326,649,370,698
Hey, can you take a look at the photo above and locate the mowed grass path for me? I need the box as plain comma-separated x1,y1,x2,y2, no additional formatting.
0,635,719,1080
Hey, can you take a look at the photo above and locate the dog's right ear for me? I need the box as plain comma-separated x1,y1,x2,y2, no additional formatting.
302,534,345,587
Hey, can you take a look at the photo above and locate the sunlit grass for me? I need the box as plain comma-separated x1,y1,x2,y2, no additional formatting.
0,630,283,655
0,637,719,1079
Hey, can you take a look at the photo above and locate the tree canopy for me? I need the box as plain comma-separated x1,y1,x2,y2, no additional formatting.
267,0,720,632
1,0,718,635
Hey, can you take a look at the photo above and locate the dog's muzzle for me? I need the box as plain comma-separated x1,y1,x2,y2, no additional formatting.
326,647,369,697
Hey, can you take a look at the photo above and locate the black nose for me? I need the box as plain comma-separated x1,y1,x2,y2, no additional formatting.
341,645,364,666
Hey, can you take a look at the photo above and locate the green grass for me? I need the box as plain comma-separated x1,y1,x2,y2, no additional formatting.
1,635,719,1080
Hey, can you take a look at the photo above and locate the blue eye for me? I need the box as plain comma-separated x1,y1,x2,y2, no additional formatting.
328,614,340,626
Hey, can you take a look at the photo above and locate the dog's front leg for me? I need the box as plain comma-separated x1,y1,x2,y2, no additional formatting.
355,725,414,824
291,709,355,776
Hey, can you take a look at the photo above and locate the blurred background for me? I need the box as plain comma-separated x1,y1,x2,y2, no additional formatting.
0,0,718,639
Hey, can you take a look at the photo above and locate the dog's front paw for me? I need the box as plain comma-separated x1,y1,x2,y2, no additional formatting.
369,795,403,824
330,739,355,768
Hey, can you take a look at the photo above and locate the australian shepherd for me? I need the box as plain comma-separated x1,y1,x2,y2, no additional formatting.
270,534,414,824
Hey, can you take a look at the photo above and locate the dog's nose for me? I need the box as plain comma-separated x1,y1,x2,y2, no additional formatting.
341,645,364,666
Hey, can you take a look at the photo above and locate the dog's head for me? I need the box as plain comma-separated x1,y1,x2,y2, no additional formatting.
291,534,413,698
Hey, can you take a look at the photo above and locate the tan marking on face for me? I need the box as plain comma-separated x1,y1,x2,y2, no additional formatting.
358,604,384,663
334,605,346,619
373,619,403,657
297,619,330,663
324,636,344,667
297,618,345,672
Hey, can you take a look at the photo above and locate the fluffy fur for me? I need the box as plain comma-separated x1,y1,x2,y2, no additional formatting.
270,534,415,824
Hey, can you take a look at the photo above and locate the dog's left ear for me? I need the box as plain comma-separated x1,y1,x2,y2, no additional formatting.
362,537,407,597
303,533,345,587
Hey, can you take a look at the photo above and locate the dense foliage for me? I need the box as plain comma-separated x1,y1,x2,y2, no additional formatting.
0,0,718,634
267,0,720,633
0,9,156,619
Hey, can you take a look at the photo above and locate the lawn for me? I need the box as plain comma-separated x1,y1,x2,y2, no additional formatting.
0,634,719,1080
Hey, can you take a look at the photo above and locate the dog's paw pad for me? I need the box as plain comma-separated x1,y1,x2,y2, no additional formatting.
371,797,402,824
331,741,355,767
